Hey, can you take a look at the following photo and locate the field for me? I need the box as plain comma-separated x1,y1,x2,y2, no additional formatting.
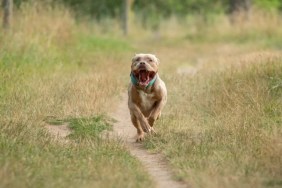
0,2,282,188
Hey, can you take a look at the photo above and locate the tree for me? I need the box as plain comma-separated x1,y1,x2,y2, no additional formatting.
228,0,252,24
2,0,13,29
61,0,128,34
122,0,130,36
61,0,123,20
133,0,225,30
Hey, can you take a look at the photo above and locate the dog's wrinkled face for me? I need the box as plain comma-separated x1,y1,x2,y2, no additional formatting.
131,53,159,86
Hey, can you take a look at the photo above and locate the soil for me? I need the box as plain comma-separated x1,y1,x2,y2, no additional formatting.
45,123,71,143
110,93,188,188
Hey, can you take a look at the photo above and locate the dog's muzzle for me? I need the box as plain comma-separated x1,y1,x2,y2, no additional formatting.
132,67,156,87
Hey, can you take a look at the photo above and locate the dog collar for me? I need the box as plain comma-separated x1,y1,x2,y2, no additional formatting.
130,73,157,89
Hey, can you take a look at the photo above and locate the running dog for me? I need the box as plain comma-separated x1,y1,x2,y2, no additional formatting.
128,53,167,142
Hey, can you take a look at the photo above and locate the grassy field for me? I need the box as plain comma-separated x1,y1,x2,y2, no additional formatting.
145,56,282,188
1,2,282,188
142,13,282,188
0,4,152,188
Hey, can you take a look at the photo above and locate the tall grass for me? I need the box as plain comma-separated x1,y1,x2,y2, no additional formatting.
143,44,282,188
135,8,282,187
0,2,153,188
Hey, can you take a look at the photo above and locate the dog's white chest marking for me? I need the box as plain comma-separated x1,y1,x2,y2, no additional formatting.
138,90,155,111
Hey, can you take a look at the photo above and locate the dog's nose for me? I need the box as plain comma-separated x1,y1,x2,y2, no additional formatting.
140,62,145,65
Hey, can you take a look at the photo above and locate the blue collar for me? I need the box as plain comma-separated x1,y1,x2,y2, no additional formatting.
130,72,157,89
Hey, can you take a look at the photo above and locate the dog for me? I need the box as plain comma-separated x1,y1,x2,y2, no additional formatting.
128,53,167,142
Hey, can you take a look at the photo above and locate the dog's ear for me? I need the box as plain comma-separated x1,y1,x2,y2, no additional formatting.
156,57,160,65
152,54,160,65
132,54,137,63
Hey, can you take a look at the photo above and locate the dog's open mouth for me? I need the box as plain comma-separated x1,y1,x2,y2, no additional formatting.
134,69,156,86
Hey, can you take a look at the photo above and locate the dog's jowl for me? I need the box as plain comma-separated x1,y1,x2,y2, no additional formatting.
128,53,167,142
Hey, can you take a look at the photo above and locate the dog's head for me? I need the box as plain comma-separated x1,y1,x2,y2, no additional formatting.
131,53,159,87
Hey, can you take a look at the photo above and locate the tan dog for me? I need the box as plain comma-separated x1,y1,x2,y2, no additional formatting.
128,53,167,142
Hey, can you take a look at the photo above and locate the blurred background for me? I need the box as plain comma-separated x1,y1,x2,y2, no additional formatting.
2,0,282,39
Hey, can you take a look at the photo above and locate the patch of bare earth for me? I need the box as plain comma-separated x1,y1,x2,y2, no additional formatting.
110,93,188,188
45,123,71,143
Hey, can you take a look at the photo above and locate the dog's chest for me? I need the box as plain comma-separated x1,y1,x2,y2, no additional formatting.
138,90,155,111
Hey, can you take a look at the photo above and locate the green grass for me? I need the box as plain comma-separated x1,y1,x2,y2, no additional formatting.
45,115,113,139
77,34,132,52
68,116,112,139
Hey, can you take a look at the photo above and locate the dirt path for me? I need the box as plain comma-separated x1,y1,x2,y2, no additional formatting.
45,93,188,187
110,93,187,188
45,123,71,145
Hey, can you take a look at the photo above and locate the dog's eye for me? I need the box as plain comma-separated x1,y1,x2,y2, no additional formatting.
148,58,153,62
136,57,140,61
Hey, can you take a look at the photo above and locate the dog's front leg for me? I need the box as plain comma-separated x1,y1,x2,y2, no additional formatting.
129,103,151,137
148,99,166,128
130,114,145,142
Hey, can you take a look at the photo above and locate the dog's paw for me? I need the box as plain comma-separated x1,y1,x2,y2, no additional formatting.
150,127,157,135
136,134,145,142
141,123,151,133
142,126,149,133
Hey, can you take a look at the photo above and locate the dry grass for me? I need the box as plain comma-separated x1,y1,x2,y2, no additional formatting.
0,2,152,188
160,60,281,188
141,15,282,187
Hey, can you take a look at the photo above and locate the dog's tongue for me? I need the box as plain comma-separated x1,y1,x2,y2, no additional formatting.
139,71,149,85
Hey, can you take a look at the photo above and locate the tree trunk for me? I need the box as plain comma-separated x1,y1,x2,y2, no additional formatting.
229,0,251,24
122,0,129,36
2,0,13,29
